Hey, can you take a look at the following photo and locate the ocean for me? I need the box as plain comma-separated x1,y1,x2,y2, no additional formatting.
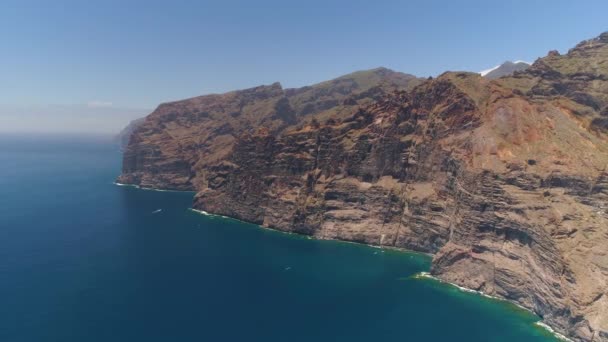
0,134,559,342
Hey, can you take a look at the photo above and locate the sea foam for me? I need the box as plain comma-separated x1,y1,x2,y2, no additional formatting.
113,182,194,193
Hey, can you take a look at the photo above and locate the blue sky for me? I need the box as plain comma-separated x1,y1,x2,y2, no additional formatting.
1,0,607,133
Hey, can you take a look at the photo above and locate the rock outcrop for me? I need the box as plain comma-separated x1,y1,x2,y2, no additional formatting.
119,35,608,341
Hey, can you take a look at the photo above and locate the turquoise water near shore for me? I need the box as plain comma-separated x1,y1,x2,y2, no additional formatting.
0,134,560,341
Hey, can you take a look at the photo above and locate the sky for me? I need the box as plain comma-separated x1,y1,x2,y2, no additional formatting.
1,0,607,133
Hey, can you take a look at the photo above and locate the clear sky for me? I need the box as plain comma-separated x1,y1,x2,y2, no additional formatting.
1,0,607,133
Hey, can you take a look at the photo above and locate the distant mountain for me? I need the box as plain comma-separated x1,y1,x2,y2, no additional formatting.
115,117,145,150
479,60,531,79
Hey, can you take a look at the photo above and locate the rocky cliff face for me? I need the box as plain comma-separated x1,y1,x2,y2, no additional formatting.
119,35,608,341
118,68,421,189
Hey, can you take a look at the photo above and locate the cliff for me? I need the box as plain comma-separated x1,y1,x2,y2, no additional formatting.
118,68,422,189
119,34,608,341
115,117,145,150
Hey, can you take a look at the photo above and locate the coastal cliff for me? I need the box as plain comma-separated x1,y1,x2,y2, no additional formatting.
119,34,608,341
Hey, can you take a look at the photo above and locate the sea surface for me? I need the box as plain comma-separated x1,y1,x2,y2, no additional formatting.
0,134,560,342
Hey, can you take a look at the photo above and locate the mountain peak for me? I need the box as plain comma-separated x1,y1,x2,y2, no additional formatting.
479,60,531,79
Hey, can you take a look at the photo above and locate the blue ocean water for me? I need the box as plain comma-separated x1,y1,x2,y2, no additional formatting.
0,134,559,342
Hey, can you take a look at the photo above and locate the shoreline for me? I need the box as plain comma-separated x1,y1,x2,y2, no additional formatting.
113,181,196,193
119,181,573,342
188,208,433,259
412,272,573,342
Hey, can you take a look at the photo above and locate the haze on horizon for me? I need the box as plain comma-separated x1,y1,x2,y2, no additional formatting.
1,0,607,134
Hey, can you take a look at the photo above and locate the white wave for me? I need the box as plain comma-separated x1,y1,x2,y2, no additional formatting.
112,182,193,193
412,271,432,279
189,208,215,217
189,208,244,222
534,322,573,342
